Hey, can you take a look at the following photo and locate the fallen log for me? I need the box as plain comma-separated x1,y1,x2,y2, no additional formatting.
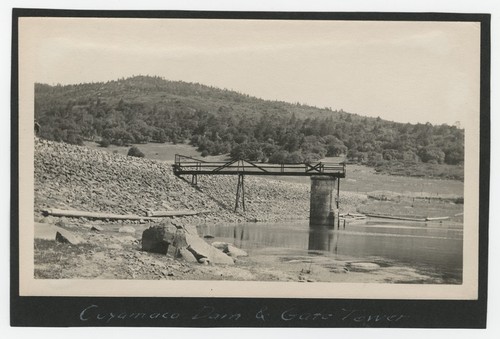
346,212,367,219
364,213,427,222
425,216,451,221
146,209,211,217
42,208,160,221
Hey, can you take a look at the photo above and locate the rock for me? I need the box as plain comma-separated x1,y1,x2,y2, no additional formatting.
55,229,84,245
203,235,214,239
211,242,247,257
34,222,59,240
172,229,188,248
186,246,208,262
91,225,103,232
178,247,198,263
141,225,172,255
35,223,85,245
226,245,248,257
211,241,228,250
119,226,136,234
198,257,210,265
184,233,234,265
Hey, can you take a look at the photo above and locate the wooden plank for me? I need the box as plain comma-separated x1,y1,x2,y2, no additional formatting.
425,216,451,221
43,208,159,220
146,209,211,217
364,213,427,222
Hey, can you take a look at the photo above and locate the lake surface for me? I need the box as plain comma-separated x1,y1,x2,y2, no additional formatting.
197,219,463,283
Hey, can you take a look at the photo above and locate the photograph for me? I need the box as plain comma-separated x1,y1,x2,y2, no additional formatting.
15,11,485,305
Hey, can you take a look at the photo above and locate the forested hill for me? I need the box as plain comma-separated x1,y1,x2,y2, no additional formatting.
34,75,464,168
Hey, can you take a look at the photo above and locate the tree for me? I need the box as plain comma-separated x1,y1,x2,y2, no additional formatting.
98,138,111,147
323,135,347,156
269,150,289,163
443,144,464,165
286,151,304,164
418,147,445,164
127,146,145,158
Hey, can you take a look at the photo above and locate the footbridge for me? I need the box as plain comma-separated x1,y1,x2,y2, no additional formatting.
173,154,346,227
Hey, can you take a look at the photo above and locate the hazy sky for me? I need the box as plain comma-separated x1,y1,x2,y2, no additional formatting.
21,18,480,125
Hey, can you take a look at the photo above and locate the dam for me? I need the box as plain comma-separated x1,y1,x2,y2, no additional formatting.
172,154,345,227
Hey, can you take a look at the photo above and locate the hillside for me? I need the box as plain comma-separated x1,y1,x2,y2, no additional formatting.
35,75,464,172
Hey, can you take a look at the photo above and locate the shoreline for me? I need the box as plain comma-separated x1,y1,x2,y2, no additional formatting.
33,217,462,284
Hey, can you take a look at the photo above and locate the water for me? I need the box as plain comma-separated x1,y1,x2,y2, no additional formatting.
197,219,463,282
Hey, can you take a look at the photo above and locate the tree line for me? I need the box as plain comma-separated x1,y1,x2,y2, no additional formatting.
34,75,464,167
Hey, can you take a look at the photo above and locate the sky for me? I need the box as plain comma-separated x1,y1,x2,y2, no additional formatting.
20,17,480,125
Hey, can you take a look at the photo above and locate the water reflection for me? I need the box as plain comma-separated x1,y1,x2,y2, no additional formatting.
308,227,340,254
197,220,463,280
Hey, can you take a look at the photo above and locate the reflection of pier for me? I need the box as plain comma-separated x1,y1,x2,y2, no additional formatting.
173,154,346,227
308,227,341,253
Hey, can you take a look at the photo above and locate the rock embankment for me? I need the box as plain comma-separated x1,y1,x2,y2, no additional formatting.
34,138,365,224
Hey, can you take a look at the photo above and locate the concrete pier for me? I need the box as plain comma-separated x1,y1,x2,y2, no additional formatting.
309,176,337,227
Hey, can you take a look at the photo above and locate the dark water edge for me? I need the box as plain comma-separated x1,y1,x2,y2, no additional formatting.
197,219,463,284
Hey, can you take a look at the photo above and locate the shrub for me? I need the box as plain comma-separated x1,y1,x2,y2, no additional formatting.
127,146,145,158
98,138,111,148
286,151,304,164
303,152,322,164
269,150,289,163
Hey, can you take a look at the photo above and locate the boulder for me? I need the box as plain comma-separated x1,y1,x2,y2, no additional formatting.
184,233,234,265
141,225,172,254
211,241,248,257
211,241,228,251
35,222,59,240
172,229,188,248
226,245,248,258
178,247,198,263
36,222,84,245
186,245,209,263
55,229,84,245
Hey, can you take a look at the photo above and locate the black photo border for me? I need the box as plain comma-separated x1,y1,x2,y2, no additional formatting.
10,8,491,328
